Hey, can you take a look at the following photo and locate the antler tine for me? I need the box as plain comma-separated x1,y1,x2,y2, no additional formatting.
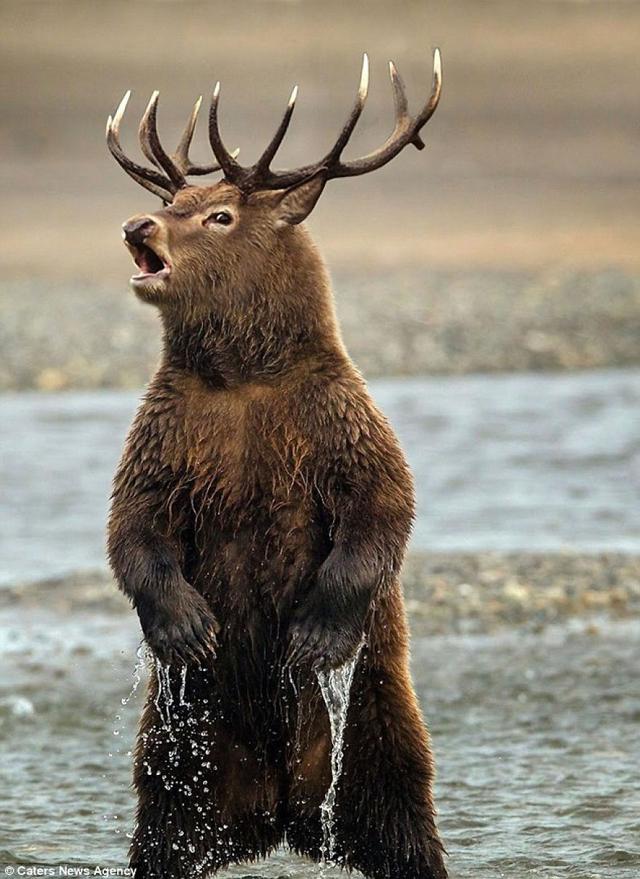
172,96,226,177
253,85,298,176
412,47,442,147
137,94,161,170
139,92,186,189
388,60,424,148
106,91,175,201
174,96,201,167
208,82,244,182
324,53,370,163
388,61,409,117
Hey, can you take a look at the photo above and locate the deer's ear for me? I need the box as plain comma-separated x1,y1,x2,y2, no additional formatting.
271,173,326,226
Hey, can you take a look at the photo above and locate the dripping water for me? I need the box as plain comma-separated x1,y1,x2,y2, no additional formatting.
154,658,175,731
179,664,189,706
316,642,364,870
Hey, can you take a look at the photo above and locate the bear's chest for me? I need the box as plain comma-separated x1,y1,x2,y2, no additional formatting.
179,384,308,511
170,384,326,604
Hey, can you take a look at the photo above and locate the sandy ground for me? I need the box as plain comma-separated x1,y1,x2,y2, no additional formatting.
1,0,639,281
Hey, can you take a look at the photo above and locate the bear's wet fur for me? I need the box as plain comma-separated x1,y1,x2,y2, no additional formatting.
108,180,447,878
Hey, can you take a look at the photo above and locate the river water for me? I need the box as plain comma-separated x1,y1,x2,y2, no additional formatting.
1,605,638,878
1,368,639,585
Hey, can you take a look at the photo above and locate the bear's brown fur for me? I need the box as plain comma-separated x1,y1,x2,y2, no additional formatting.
107,176,447,878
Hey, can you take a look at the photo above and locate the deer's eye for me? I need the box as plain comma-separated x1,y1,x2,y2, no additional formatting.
205,211,233,227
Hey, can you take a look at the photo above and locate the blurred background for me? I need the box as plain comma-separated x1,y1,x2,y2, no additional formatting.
1,2,639,878
2,0,640,386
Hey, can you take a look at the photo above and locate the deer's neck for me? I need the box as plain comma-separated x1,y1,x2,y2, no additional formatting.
162,312,338,388
161,242,347,388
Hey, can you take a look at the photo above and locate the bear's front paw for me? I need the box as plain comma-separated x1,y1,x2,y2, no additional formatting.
286,615,361,672
138,587,220,666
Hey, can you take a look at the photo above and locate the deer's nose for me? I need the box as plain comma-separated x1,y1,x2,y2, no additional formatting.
122,217,157,247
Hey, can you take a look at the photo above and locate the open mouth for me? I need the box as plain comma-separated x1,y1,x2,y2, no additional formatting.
128,243,171,285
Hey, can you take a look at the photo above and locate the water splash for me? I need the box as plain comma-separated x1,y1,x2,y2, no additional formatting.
121,642,148,707
316,642,364,869
111,643,148,748
103,643,150,839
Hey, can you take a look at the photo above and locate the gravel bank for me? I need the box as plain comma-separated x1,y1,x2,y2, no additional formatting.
1,268,639,390
402,552,640,636
4,552,639,636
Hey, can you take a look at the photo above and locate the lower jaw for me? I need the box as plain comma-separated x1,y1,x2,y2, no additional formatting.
130,266,170,282
130,269,170,287
129,275,170,304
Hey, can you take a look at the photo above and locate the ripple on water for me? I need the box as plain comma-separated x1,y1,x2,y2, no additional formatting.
1,612,639,877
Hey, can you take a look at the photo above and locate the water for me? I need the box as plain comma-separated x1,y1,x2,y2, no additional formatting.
1,368,639,584
317,645,364,868
1,600,638,878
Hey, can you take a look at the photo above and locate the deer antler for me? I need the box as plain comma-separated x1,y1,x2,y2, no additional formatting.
107,49,441,199
106,91,228,201
207,48,442,193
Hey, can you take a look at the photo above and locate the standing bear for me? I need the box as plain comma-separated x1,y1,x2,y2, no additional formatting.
107,51,447,879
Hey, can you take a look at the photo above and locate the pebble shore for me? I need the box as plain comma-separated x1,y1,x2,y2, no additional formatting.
3,552,639,637
402,552,640,636
2,268,639,390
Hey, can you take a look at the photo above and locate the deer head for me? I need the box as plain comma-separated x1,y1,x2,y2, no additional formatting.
107,51,442,327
